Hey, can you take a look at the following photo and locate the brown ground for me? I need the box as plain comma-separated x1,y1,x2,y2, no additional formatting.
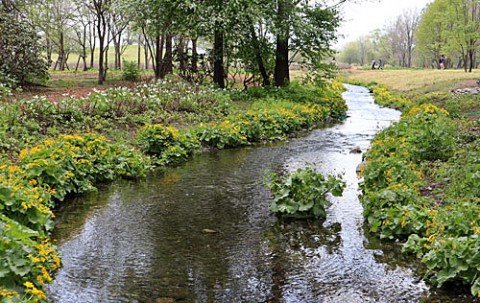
9,70,147,102
14,86,109,102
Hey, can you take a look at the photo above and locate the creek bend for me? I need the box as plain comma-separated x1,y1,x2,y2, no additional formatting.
48,85,472,302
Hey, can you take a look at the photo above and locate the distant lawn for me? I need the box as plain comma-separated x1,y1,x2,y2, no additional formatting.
341,69,480,96
52,45,146,69
47,69,154,87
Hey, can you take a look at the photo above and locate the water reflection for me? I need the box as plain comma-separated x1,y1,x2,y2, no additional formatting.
48,85,474,302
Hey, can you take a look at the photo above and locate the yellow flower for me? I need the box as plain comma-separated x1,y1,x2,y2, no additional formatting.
24,282,34,288
0,287,19,299
7,166,20,173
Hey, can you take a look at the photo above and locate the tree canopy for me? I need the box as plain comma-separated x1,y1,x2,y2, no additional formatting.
338,0,480,72
0,0,343,87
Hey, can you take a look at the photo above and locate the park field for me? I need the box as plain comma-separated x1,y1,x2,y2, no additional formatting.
57,44,142,69
342,68,480,96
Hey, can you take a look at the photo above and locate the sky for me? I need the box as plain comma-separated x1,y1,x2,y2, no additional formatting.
335,0,434,49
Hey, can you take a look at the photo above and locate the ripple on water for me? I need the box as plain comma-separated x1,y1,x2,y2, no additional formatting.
48,84,473,303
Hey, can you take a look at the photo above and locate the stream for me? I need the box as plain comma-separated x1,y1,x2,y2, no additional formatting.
48,84,474,303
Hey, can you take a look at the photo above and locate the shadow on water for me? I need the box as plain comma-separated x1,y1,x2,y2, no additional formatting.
48,84,476,303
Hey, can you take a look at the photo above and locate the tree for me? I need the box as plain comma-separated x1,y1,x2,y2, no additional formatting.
83,0,111,84
72,4,95,71
0,6,48,86
447,0,480,72
339,41,361,65
272,0,341,86
416,0,449,68
416,0,480,72
384,9,420,67
108,3,130,70
123,0,189,79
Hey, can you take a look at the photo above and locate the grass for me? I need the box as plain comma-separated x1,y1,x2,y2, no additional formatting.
48,69,153,87
53,45,145,68
341,69,480,96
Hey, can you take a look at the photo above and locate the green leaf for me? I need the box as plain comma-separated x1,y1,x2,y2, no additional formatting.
471,277,480,296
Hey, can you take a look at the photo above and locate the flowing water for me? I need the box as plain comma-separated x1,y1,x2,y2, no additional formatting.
48,85,475,303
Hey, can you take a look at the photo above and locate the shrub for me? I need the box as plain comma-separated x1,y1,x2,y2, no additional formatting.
122,60,140,81
0,9,48,86
196,121,248,149
0,215,60,302
403,104,455,162
138,124,200,164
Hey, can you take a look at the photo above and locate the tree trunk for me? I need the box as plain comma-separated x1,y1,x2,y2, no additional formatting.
103,29,110,80
46,38,53,68
154,33,164,78
191,37,198,73
137,35,142,68
82,25,88,71
90,47,95,69
250,24,270,86
469,49,475,72
213,26,225,88
160,33,173,78
75,55,81,71
97,16,106,84
274,0,290,87
58,31,66,71
142,27,153,71
64,53,70,70
81,55,87,72
144,41,149,70
89,20,96,69
177,36,187,76
114,38,121,69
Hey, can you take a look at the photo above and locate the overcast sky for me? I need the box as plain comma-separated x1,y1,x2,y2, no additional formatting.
335,0,434,49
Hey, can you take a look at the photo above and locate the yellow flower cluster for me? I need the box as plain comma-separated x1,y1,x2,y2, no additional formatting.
2,131,147,302
373,85,413,109
0,287,19,299
404,103,449,119
24,281,47,301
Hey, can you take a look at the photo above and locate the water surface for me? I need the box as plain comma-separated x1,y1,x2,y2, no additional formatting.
49,85,474,302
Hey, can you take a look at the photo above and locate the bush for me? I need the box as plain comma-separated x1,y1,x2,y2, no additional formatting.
403,104,455,162
0,9,48,86
196,121,248,149
266,165,345,219
228,80,347,120
122,60,140,81
138,124,200,164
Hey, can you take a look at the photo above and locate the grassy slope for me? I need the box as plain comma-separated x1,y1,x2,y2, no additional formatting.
342,69,480,96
